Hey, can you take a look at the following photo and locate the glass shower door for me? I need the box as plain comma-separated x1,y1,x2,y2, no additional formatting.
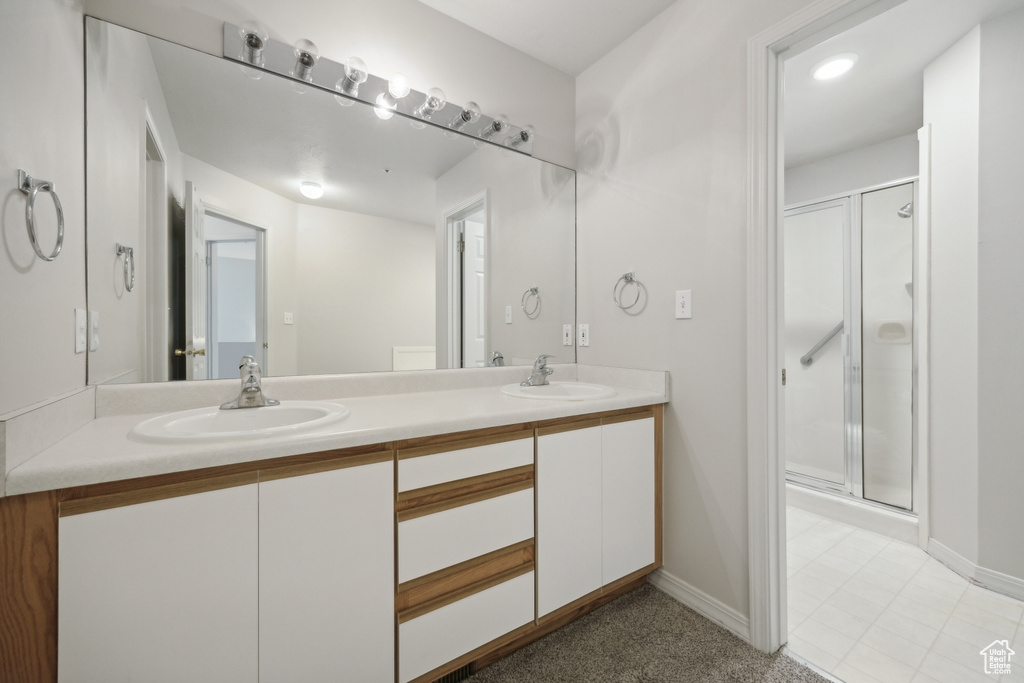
784,199,857,492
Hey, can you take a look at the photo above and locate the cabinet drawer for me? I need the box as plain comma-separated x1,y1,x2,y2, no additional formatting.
398,434,533,492
398,571,534,683
398,488,533,583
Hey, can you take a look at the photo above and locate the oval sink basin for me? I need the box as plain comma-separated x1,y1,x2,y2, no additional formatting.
129,401,350,444
500,382,617,401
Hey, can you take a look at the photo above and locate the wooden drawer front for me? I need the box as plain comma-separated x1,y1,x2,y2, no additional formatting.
398,571,535,683
398,435,533,492
398,488,533,583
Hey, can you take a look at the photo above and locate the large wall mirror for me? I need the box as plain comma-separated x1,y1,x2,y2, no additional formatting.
85,17,576,385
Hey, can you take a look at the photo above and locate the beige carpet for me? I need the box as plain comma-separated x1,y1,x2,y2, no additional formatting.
466,584,829,683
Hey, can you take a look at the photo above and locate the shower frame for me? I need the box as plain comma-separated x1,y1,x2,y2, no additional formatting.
783,176,919,515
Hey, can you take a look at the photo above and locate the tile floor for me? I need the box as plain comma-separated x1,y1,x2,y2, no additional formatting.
786,507,1024,683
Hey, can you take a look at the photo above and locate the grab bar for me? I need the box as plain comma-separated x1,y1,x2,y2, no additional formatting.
800,321,844,366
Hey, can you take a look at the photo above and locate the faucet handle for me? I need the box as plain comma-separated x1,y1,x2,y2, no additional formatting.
239,355,257,370
533,354,555,370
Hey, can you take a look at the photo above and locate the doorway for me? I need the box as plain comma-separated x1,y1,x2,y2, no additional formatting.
443,192,489,369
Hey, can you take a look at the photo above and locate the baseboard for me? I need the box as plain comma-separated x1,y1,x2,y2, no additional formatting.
786,483,918,545
928,539,1024,602
648,568,751,643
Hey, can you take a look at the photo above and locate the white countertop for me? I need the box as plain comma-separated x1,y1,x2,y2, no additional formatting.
5,368,667,496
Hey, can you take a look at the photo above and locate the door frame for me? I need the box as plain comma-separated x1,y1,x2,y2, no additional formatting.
441,190,488,369
745,0,925,653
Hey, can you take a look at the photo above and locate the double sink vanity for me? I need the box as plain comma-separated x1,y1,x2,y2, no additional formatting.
1,364,666,682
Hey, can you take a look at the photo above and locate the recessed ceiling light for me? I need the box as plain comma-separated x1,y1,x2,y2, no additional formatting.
299,181,324,199
812,53,858,81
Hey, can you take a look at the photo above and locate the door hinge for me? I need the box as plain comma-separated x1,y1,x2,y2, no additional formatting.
205,256,212,266
457,239,465,253
782,368,787,386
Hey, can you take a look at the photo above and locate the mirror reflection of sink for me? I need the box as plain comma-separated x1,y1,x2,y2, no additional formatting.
500,382,617,401
129,401,350,444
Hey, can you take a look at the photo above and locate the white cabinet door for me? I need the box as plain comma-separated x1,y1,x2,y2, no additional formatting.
602,417,656,584
536,425,603,618
58,483,259,683
259,459,394,683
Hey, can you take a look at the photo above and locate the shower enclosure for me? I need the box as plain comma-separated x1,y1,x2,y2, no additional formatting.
784,180,916,511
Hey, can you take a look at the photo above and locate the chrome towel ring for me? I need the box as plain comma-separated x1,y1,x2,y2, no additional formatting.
116,243,135,292
521,286,541,319
613,272,642,310
18,170,65,262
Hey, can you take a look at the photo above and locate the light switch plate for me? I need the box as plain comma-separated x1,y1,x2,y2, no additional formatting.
88,310,100,351
562,324,573,346
75,309,87,353
284,312,294,325
675,290,692,319
577,323,590,347
505,306,512,324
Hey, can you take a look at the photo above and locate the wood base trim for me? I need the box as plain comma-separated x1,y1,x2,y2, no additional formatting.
0,491,58,683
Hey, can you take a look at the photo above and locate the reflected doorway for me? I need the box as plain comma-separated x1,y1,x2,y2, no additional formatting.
444,193,489,369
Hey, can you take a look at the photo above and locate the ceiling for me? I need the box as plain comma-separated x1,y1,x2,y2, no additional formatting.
415,0,678,76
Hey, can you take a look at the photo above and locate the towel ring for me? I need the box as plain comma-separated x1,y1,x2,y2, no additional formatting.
19,170,65,262
521,286,541,319
613,272,642,310
116,243,135,292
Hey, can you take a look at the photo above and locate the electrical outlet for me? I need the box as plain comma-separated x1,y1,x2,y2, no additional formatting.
675,290,692,319
578,323,590,347
505,306,512,324
88,310,100,351
75,309,87,353
562,324,573,346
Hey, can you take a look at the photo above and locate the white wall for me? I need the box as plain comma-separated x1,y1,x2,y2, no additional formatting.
295,205,434,374
923,26,981,566
575,0,816,622
86,20,183,385
0,0,86,417
436,147,575,367
83,0,576,168
785,133,918,206
977,10,1024,581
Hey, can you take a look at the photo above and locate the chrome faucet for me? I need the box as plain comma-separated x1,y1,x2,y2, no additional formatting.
489,351,505,367
521,354,554,387
220,355,279,409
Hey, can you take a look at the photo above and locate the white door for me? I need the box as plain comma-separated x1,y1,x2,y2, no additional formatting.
462,217,486,368
184,181,208,379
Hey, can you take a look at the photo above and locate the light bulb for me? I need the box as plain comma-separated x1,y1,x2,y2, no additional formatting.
239,21,268,66
299,181,323,199
292,39,319,81
506,124,535,149
374,93,396,120
380,73,410,109
448,101,481,131
414,87,446,119
480,114,508,140
339,57,368,96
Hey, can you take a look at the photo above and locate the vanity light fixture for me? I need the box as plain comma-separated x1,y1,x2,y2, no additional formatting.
506,124,535,149
299,181,324,199
480,114,509,140
373,73,411,119
339,57,368,96
373,94,396,120
414,88,447,120
812,53,858,80
448,101,481,131
238,21,269,66
292,39,319,81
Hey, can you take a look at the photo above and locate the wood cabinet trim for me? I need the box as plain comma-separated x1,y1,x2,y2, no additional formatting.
397,430,533,461
397,563,534,624
535,416,602,437
59,471,259,517
601,407,655,426
396,465,534,513
258,449,392,482
398,539,534,596
397,478,533,522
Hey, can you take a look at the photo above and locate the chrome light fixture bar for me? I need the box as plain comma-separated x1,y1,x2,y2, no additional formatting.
224,22,534,156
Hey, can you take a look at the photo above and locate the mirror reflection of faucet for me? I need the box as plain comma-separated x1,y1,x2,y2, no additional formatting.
489,351,505,367
221,355,280,409
521,354,554,387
